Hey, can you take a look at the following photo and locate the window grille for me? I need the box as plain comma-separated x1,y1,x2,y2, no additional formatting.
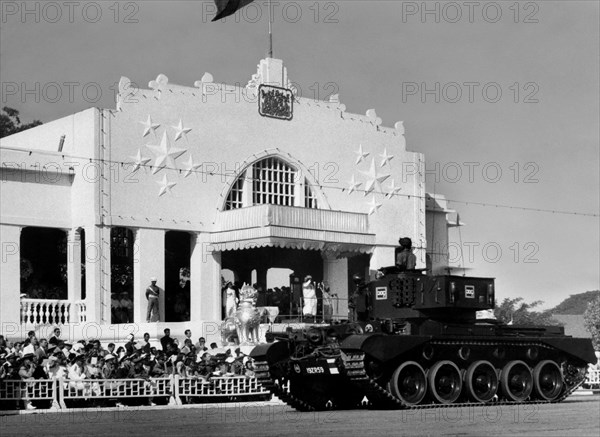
252,158,295,207
224,157,319,210
224,171,245,210
111,228,133,258
305,183,318,209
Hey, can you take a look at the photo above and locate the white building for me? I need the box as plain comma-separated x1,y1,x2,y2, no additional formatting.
0,58,457,341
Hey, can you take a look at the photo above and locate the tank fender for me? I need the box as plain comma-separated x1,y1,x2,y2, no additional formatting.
340,334,430,363
539,337,597,365
249,340,290,364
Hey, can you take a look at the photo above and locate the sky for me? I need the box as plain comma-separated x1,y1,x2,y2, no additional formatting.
1,1,598,309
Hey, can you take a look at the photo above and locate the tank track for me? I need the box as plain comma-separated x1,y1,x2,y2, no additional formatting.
254,340,588,412
253,360,316,412
341,340,588,410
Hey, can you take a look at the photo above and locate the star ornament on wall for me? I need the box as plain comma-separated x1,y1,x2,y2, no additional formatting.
157,174,177,197
367,196,382,215
140,115,160,138
347,174,362,194
360,158,390,196
379,148,394,167
129,149,151,172
355,144,369,165
172,119,192,142
147,132,187,175
183,155,202,178
385,179,402,199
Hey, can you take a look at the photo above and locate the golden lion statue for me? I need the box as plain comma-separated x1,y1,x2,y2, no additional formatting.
235,283,262,345
220,283,263,345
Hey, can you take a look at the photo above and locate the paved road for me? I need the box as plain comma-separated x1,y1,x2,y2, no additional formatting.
2,397,599,437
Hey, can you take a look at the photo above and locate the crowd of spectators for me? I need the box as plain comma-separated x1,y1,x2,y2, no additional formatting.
0,328,256,410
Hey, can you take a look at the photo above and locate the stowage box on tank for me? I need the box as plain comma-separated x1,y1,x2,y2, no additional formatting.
370,274,494,317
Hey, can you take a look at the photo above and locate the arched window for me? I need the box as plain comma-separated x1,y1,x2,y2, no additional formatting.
225,157,318,210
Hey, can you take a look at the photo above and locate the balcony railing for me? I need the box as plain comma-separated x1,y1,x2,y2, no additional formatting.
216,204,371,235
20,298,87,325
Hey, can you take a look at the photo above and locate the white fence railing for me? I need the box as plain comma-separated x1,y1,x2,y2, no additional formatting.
0,376,270,410
0,379,60,409
20,298,87,325
584,368,600,388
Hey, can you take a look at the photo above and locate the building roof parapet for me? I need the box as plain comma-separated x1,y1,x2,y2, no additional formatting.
115,58,407,140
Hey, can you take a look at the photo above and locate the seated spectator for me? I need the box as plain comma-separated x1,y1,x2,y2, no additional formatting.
22,337,37,356
18,353,37,410
49,328,62,346
89,340,105,357
0,358,14,380
160,328,175,352
180,338,195,355
102,355,118,379
31,356,48,380
124,334,136,356
68,355,87,391
150,354,167,377
18,354,36,381
140,333,152,354
86,356,103,379
12,342,23,357
106,343,116,355
115,346,126,361
47,355,67,380
195,337,208,352
166,342,179,358
61,342,73,357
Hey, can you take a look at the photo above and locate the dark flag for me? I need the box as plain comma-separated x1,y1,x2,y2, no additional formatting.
212,0,256,21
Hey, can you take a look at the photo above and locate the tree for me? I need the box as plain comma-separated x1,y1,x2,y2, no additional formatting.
552,290,600,315
0,107,42,138
583,296,600,350
494,297,562,326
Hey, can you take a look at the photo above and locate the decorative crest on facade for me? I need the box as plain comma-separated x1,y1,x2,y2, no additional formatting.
258,85,293,121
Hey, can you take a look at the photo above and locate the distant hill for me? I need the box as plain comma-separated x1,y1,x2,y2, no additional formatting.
551,290,600,315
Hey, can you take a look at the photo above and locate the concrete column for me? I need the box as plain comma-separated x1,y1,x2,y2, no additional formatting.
322,255,349,320
0,224,22,326
84,225,110,324
67,228,82,302
256,268,268,288
190,233,222,321
67,228,82,323
190,233,203,322
133,228,165,323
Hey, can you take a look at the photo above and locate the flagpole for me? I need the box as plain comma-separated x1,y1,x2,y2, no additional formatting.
268,0,273,58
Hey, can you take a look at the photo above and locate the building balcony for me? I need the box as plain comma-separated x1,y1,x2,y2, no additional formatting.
211,204,376,254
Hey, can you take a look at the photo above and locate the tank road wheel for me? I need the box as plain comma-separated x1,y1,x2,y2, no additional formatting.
465,360,499,403
533,360,564,401
427,360,463,404
388,361,428,406
500,360,533,402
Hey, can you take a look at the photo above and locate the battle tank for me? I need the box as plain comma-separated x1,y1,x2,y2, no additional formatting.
250,270,597,411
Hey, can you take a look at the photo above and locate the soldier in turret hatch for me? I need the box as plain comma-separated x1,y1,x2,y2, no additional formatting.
396,237,417,272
